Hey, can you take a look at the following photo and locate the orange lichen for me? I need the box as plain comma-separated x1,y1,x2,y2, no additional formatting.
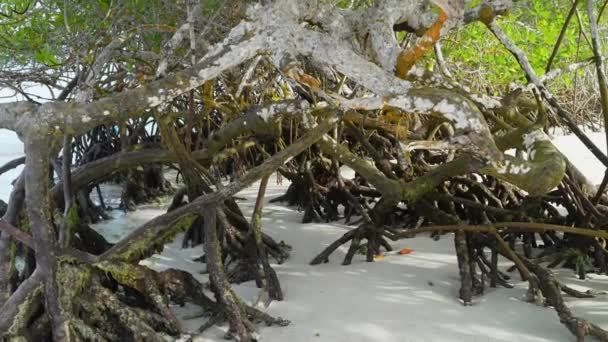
395,9,448,79
284,66,321,90
380,106,410,139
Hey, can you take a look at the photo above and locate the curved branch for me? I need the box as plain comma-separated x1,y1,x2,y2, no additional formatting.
51,101,309,203
484,129,566,195
0,156,24,176
101,118,337,262
0,269,43,335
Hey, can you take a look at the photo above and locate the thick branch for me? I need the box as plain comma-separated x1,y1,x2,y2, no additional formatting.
15,22,261,137
0,102,37,131
24,137,69,341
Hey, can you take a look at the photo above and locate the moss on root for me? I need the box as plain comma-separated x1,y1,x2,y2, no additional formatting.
95,261,147,291
57,260,92,303
19,212,30,233
64,202,81,246
16,261,183,340
4,286,43,339
114,213,197,263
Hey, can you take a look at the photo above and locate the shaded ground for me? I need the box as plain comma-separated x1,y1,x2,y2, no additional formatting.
92,177,608,342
